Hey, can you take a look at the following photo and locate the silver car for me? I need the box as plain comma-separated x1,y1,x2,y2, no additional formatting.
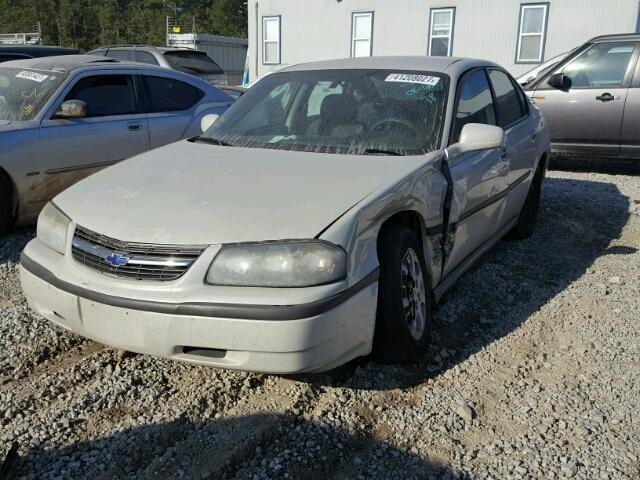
87,45,228,86
20,56,549,373
0,55,234,233
524,33,640,161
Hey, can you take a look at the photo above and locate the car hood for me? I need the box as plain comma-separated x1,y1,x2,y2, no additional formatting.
55,141,429,245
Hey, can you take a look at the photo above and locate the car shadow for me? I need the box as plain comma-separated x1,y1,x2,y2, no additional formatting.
0,226,34,266
550,156,640,175
6,413,468,479
295,176,633,390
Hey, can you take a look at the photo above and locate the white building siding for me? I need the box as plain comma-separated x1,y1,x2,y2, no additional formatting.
248,0,639,80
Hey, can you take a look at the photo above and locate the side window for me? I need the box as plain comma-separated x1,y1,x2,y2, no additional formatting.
559,41,636,89
135,51,159,65
64,75,137,117
307,81,343,116
450,69,496,144
488,69,525,128
106,49,132,61
142,76,204,112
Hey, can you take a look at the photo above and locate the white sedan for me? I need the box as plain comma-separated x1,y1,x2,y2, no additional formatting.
20,56,550,373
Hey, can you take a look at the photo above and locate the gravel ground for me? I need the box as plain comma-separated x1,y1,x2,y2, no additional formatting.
1,169,639,479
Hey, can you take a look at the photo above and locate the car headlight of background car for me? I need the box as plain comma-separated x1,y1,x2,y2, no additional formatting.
37,203,71,255
206,241,347,287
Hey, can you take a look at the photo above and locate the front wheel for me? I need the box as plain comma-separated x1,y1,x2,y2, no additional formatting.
373,226,432,363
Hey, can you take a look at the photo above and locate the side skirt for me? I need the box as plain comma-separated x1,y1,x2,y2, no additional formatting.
432,214,518,303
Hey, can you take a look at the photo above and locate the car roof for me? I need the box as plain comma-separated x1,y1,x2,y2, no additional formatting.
0,54,167,73
90,45,196,54
589,33,640,43
281,56,498,75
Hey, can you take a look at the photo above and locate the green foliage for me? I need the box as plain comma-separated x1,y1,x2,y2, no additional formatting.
0,0,247,50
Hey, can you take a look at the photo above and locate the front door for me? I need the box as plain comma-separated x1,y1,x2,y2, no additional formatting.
442,68,510,277
38,73,149,199
532,40,639,158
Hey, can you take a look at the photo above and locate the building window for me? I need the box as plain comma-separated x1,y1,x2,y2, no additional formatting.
516,3,549,63
351,11,373,57
262,16,281,65
428,8,455,56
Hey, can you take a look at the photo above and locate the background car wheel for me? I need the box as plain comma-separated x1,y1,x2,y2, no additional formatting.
507,166,543,240
0,175,11,235
373,225,432,363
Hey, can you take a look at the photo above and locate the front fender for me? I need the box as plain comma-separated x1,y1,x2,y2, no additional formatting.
319,151,448,287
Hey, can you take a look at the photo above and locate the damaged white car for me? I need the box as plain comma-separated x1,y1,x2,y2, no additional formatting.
20,57,550,373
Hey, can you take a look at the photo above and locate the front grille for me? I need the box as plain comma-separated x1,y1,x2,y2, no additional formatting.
71,225,206,281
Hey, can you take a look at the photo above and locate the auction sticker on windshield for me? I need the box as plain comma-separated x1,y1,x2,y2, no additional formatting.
15,71,49,83
385,74,440,86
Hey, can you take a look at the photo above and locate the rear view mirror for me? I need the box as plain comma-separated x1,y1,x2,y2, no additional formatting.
56,99,87,118
201,113,219,133
548,73,571,91
447,123,505,159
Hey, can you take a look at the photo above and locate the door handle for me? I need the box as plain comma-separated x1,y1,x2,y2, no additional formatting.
596,92,615,102
128,124,144,131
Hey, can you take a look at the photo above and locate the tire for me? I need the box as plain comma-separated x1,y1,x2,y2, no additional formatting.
507,167,543,240
0,175,11,236
373,225,432,363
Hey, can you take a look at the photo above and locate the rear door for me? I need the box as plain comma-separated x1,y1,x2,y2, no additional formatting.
442,68,510,277
39,72,150,199
486,68,537,223
532,40,639,158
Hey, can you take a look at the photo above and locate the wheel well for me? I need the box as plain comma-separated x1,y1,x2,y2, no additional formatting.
0,167,17,221
377,210,424,257
537,152,549,179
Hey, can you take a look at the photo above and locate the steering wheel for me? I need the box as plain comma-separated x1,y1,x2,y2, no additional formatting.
372,118,418,137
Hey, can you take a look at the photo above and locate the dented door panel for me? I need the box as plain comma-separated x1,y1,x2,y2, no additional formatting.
441,147,508,277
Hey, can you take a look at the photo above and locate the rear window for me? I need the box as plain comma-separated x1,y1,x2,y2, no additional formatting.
163,51,223,75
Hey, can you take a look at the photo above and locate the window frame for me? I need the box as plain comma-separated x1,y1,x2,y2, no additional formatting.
515,3,550,64
262,15,282,65
557,41,640,90
138,74,205,113
486,68,529,130
428,7,456,57
448,67,497,146
350,11,374,58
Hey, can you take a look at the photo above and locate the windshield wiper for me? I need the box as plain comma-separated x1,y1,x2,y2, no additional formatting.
190,136,233,147
362,148,403,156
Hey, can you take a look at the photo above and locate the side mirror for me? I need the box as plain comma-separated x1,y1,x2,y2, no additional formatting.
200,113,219,133
56,99,87,118
447,123,505,159
548,72,571,91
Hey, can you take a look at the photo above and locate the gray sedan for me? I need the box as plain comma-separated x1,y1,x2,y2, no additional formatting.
0,55,233,233
20,56,550,373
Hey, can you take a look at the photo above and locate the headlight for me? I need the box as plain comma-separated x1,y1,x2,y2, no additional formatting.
37,203,71,255
206,241,347,287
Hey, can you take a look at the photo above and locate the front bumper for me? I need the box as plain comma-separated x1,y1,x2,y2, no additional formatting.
19,239,378,373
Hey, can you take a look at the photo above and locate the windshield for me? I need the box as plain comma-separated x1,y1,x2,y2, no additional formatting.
163,51,223,75
518,53,568,86
0,67,65,121
201,69,448,155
